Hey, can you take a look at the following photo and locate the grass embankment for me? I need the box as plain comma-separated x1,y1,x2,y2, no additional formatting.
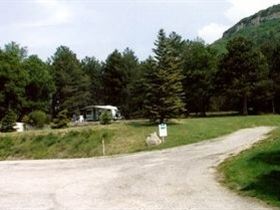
219,127,280,207
0,115,279,160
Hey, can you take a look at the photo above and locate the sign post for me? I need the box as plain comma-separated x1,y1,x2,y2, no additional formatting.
158,123,167,142
102,138,106,156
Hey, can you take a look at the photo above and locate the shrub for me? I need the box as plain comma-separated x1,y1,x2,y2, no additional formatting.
22,115,29,124
28,110,48,129
1,110,17,132
22,115,29,130
100,111,112,125
51,109,69,129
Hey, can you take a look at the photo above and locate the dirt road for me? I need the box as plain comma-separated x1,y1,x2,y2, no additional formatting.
0,126,275,210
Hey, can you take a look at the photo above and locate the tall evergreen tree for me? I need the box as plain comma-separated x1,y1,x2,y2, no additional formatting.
217,37,268,115
51,46,90,117
22,55,55,115
143,29,185,123
81,56,103,105
269,42,280,113
130,59,152,118
102,49,139,118
182,40,218,116
102,50,127,107
4,41,27,61
0,43,28,119
121,48,139,118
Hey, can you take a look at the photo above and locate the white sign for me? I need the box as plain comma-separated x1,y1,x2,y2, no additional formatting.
158,123,167,137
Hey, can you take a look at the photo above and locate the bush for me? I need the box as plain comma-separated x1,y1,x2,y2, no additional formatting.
22,115,29,130
51,109,69,129
1,110,17,132
100,111,112,125
22,115,29,125
28,110,48,129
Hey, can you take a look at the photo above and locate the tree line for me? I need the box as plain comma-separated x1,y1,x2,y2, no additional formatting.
1,29,280,125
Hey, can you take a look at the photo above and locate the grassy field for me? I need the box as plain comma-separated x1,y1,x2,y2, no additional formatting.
0,115,280,160
219,127,280,207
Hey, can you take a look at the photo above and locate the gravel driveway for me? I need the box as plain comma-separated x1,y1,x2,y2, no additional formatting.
0,126,275,210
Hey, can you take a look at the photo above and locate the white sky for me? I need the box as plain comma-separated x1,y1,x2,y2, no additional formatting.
0,0,280,61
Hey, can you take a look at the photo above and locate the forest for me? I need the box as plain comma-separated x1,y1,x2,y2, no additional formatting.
1,28,280,129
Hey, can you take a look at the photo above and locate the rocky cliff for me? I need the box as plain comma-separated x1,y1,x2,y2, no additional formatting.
223,4,280,37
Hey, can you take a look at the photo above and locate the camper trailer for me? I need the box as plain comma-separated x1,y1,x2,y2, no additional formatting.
82,105,121,121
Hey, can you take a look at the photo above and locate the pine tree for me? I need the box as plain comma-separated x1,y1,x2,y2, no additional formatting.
51,46,90,117
121,48,139,118
81,56,103,105
1,110,17,132
51,109,69,129
143,29,185,123
0,43,28,119
130,59,152,118
217,37,268,115
102,50,127,107
102,49,139,118
23,55,55,115
182,40,218,116
261,40,280,113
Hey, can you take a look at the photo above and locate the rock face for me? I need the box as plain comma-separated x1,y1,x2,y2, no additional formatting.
223,4,280,37
146,132,162,146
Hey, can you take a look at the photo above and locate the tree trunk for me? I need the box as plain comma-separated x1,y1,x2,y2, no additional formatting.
272,98,276,114
199,106,206,117
159,116,164,124
199,99,207,117
242,95,248,115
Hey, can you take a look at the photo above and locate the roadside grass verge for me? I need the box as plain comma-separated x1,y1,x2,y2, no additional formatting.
0,115,279,160
219,127,280,207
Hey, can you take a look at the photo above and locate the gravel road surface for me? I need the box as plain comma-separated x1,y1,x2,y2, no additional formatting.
0,126,275,210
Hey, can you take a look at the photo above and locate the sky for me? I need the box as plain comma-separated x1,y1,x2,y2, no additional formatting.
1,0,280,61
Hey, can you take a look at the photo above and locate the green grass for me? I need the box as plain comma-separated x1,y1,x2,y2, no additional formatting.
0,115,280,160
219,127,280,207
0,129,114,159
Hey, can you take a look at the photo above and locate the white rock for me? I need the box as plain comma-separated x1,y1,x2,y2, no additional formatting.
146,132,162,146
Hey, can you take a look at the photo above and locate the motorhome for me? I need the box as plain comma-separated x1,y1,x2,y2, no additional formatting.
82,105,121,121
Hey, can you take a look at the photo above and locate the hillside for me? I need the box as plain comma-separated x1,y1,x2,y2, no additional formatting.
212,4,280,54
